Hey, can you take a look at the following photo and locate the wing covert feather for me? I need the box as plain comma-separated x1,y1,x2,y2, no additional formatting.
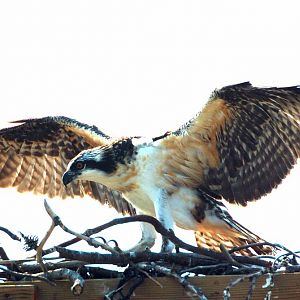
169,82,300,205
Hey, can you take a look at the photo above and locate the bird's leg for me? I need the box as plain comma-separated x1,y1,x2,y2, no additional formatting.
126,221,156,253
153,189,175,253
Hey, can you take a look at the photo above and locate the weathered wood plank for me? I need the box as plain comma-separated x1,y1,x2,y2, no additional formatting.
1,273,300,299
0,284,36,300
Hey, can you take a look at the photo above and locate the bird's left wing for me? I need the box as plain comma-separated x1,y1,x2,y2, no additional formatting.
162,82,300,205
0,116,135,215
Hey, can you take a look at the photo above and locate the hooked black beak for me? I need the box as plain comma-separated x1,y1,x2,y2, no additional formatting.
62,171,77,186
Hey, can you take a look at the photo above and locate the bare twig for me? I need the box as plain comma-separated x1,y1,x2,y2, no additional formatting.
44,200,119,254
223,269,267,300
55,247,223,268
246,275,258,300
0,247,9,260
220,244,245,268
2,201,299,299
180,263,230,274
36,220,56,273
39,268,85,296
286,265,300,272
0,226,21,241
138,262,208,300
136,267,163,288
46,215,271,268
230,242,300,259
0,265,54,285
19,260,122,278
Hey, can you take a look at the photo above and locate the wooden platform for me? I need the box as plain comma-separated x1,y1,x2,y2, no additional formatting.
1,273,300,299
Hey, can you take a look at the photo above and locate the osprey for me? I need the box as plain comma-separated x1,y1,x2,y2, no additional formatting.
0,82,299,255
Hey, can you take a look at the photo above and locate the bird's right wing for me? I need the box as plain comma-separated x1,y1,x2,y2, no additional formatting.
0,116,135,215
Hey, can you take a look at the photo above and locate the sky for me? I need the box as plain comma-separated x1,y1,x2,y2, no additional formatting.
0,1,299,259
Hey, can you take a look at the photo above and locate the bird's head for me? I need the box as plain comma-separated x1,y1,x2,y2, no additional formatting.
62,138,136,189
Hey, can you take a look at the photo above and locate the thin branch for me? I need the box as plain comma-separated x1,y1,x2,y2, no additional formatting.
55,247,222,267
286,265,300,272
2,200,298,299
230,242,300,259
180,263,230,274
44,200,119,254
47,215,271,268
36,220,56,273
223,269,267,300
39,268,85,296
86,215,273,267
0,226,21,241
0,247,9,260
246,275,258,300
0,265,54,285
19,260,122,278
138,262,208,300
220,244,245,268
136,267,163,288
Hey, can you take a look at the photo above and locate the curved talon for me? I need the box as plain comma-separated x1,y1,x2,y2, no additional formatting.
93,236,107,244
107,239,123,253
107,239,119,248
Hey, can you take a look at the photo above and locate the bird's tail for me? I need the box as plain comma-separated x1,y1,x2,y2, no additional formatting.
194,219,274,256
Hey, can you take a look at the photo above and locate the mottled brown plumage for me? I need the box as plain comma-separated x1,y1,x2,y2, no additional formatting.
204,82,300,205
163,82,300,204
0,116,135,215
161,82,299,253
0,82,299,256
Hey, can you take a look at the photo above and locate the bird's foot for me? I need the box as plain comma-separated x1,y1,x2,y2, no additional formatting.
125,237,156,253
160,236,175,253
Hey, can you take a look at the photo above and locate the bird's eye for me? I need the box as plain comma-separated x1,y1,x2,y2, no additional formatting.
75,162,85,170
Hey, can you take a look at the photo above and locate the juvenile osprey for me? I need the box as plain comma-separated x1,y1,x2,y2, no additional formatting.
0,82,299,255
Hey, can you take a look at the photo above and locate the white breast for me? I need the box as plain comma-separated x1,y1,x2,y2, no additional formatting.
124,143,201,231
123,143,160,215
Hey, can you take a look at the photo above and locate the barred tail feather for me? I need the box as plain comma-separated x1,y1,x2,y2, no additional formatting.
194,226,274,256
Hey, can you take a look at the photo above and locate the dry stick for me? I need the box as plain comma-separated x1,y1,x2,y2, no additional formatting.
0,266,84,295
104,279,137,300
46,214,271,268
230,242,300,259
0,246,20,279
223,269,267,300
136,267,163,288
220,244,245,268
0,265,55,285
138,262,208,300
21,260,86,273
55,247,222,267
272,249,300,270
20,260,122,278
180,263,230,274
0,226,21,241
36,220,56,273
44,200,119,255
0,247,9,260
286,265,300,272
246,275,258,300
0,258,35,265
38,268,85,296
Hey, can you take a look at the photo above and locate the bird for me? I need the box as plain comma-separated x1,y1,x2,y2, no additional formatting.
0,82,299,255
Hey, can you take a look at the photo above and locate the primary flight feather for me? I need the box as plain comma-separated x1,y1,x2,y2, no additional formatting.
0,82,299,255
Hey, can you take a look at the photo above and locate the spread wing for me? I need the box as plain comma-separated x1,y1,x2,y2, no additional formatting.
164,82,300,205
0,116,135,215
